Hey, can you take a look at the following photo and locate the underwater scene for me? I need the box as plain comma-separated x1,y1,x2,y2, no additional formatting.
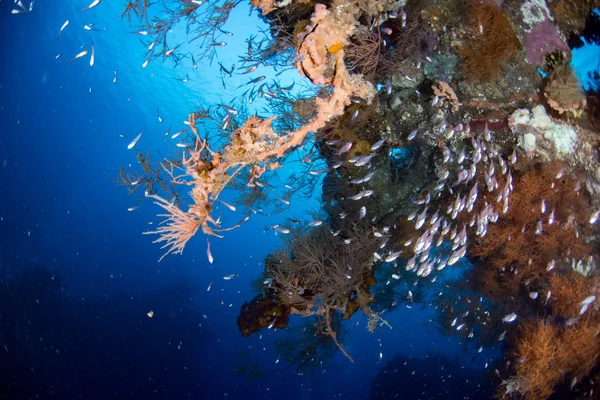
2,0,600,399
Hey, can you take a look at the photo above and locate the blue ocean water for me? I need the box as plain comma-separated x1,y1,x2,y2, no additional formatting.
3,2,597,400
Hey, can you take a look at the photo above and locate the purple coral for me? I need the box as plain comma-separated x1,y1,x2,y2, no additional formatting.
525,20,570,65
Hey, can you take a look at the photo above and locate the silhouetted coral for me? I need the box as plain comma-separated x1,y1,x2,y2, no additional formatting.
237,294,291,336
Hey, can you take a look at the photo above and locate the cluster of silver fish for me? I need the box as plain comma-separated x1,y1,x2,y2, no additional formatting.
391,127,516,280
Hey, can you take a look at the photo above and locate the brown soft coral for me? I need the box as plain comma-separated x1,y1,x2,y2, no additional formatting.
470,163,592,296
458,0,520,81
506,320,600,400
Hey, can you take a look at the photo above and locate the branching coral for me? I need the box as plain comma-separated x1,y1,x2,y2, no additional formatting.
266,222,381,361
144,2,377,260
122,0,243,63
432,81,460,112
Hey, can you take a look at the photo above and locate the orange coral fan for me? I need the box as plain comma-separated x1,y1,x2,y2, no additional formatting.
548,272,597,318
510,321,561,400
470,163,592,296
507,319,600,400
458,0,520,81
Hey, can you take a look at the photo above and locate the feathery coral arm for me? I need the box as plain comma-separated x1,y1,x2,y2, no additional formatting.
143,193,203,262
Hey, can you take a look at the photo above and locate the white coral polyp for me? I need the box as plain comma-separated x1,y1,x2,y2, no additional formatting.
510,105,577,156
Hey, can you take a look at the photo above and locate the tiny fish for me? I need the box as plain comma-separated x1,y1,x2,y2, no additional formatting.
359,206,367,219
348,190,373,200
354,153,376,167
127,128,144,149
240,66,257,75
529,292,539,300
407,129,418,141
246,76,265,85
219,104,238,115
68,49,88,63
336,142,353,155
82,0,101,11
579,296,596,315
127,207,138,211
548,209,555,225
385,251,402,263
541,199,546,214
309,168,330,175
590,210,600,224
581,295,596,306
207,281,212,291
385,79,392,95
207,239,214,264
157,109,162,123
218,199,236,212
308,219,323,227
223,274,236,280
56,20,69,39
172,131,184,140
113,70,117,83
371,138,386,151
89,41,95,67
502,312,517,323
405,255,416,271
